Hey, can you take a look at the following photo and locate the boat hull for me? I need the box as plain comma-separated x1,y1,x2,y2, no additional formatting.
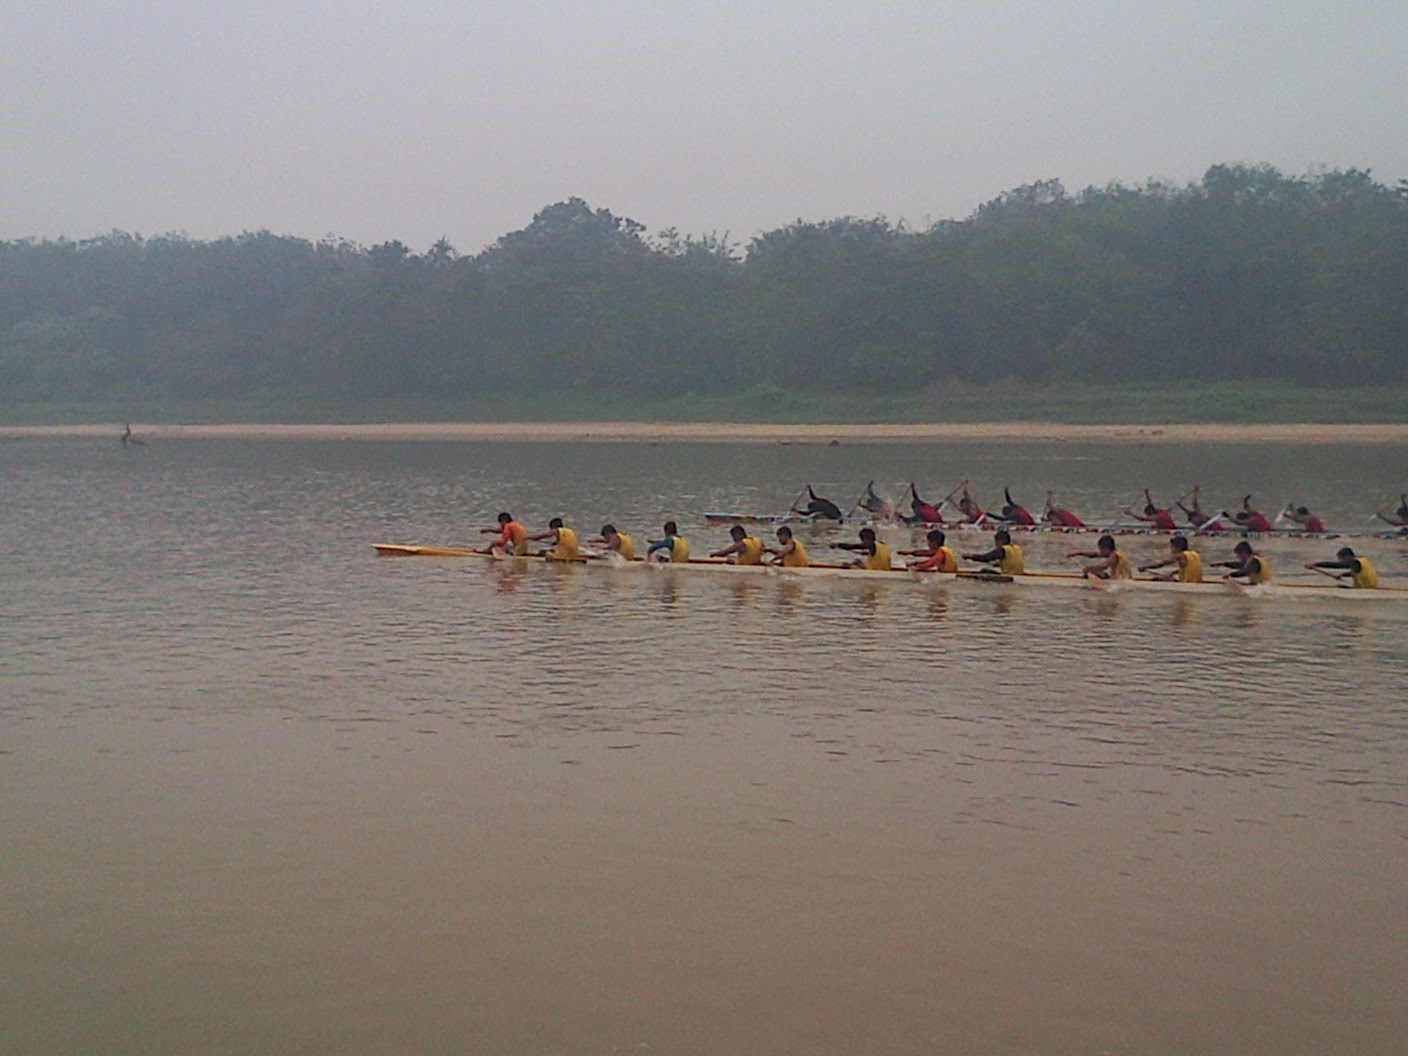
372,545,1405,599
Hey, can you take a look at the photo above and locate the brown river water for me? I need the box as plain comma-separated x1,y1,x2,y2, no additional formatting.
3,436,1407,1055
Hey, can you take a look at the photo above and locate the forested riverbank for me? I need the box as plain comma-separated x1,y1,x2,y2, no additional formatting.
3,164,1406,415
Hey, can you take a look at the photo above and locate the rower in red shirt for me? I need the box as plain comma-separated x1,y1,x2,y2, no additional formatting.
1230,495,1275,533
995,487,1036,526
1124,489,1178,530
905,483,945,525
1284,505,1327,534
1042,491,1086,529
954,481,986,524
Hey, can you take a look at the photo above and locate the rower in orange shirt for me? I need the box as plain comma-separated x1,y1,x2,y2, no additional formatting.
478,511,529,555
902,529,958,572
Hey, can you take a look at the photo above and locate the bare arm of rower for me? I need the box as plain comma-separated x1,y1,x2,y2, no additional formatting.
963,547,1003,563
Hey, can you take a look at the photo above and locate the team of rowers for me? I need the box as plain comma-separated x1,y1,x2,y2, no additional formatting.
477,512,1383,588
802,482,1408,534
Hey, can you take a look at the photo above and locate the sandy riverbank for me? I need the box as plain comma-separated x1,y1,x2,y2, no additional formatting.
3,421,1408,443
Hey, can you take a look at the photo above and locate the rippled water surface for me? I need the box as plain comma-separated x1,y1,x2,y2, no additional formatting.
3,437,1407,1055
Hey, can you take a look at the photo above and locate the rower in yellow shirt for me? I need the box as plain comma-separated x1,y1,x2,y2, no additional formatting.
529,517,580,560
766,525,809,567
591,524,636,561
710,524,765,565
1216,540,1270,584
645,521,690,563
1139,535,1203,582
830,527,894,571
962,529,1024,574
1066,535,1133,581
1306,547,1378,588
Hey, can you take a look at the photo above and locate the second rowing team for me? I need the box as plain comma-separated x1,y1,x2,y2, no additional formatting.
721,483,1408,536
476,513,1384,589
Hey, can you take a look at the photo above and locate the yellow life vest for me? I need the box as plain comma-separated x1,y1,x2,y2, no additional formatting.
1352,556,1379,589
782,540,809,567
862,541,894,571
932,545,958,573
999,543,1025,575
737,537,764,565
550,527,580,560
613,532,636,561
1111,549,1132,579
669,534,690,564
1179,549,1203,583
1247,555,1270,584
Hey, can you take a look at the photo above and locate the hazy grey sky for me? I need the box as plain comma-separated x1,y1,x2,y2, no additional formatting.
4,1,1405,253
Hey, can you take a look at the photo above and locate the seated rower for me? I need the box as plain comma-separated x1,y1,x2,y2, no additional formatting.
1067,535,1133,581
801,486,843,522
1138,535,1203,582
591,524,636,561
859,481,899,522
1228,495,1275,533
954,480,986,525
1124,489,1178,530
1043,490,1086,529
1284,505,1328,534
1216,540,1271,584
901,529,958,572
1177,486,1224,531
1374,493,1408,528
962,529,1024,575
529,517,580,560
830,526,894,571
765,525,809,567
646,521,691,563
479,511,530,555
1306,547,1378,588
711,524,765,565
905,483,945,525
994,487,1036,526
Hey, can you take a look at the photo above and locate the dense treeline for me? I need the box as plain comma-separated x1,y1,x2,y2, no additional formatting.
2,164,1406,404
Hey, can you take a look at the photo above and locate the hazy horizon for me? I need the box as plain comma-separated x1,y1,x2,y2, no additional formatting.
5,1,1406,253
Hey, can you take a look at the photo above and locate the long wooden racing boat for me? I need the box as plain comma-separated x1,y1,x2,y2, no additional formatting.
372,544,1406,600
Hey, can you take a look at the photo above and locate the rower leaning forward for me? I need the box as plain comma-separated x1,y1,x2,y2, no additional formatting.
529,517,581,560
1067,535,1133,581
711,525,765,565
831,527,894,570
962,529,1025,575
1306,547,1378,588
479,512,530,555
1216,540,1271,584
646,521,691,563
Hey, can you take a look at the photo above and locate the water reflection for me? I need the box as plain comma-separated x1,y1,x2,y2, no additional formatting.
4,436,1408,1056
